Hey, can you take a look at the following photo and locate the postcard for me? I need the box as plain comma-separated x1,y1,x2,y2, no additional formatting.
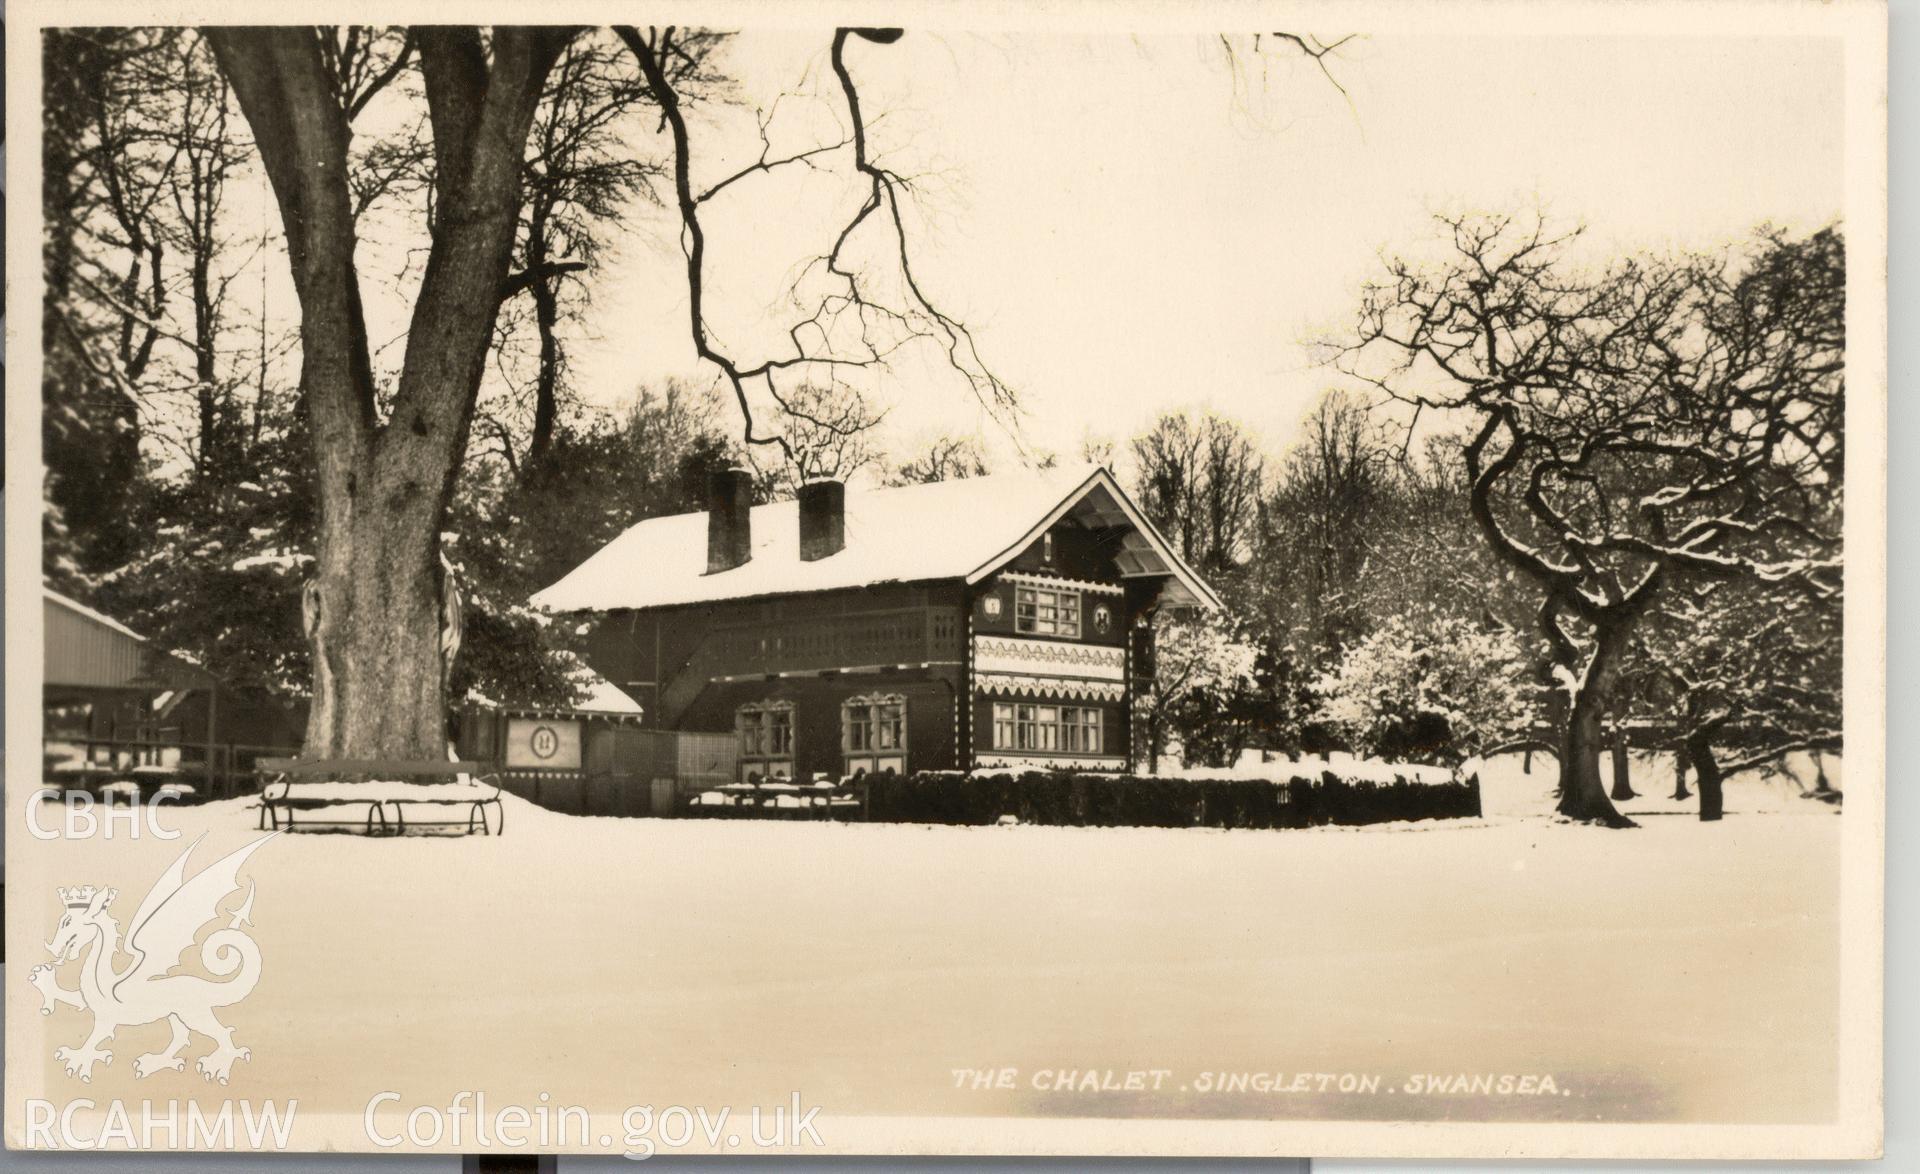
5,0,1886,1160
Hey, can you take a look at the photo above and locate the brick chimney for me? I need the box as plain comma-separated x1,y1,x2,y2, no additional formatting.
705,467,754,574
798,478,846,561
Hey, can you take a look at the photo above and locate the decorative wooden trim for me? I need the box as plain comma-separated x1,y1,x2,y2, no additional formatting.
975,674,1125,702
997,569,1126,597
963,468,1225,611
712,661,962,682
974,636,1124,680
480,706,647,725
962,596,975,771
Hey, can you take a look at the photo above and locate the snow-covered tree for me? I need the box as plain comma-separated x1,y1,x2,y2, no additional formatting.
1134,612,1259,773
97,417,317,698
1341,216,1843,825
449,383,736,709
1313,615,1534,765
1632,577,1842,821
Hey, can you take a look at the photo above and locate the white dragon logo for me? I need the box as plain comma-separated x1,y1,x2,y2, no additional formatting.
29,833,275,1085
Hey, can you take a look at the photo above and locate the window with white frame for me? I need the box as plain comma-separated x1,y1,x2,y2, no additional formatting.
736,701,794,780
1015,584,1080,638
991,702,1104,755
843,693,907,777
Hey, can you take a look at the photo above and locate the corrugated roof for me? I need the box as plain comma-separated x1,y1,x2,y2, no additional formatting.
45,587,148,642
43,586,219,691
531,465,1221,613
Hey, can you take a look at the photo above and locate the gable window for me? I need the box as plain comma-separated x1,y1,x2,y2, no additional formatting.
1015,584,1080,638
736,701,794,780
991,702,1104,755
843,693,907,777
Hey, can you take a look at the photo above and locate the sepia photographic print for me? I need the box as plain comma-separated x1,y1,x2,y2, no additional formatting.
4,0,1887,1162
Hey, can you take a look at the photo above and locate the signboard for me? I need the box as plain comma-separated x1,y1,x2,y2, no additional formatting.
504,716,583,771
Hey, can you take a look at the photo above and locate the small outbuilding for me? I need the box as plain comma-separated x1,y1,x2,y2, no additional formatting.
42,587,304,793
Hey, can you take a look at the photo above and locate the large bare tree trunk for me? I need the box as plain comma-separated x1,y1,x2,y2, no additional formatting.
1810,750,1835,797
1557,627,1633,827
1671,744,1692,801
519,194,563,481
1608,719,1637,800
209,26,571,761
1688,731,1725,822
302,463,448,757
526,274,562,477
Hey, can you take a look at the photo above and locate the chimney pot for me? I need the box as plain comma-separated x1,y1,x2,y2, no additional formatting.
798,479,846,561
706,467,754,573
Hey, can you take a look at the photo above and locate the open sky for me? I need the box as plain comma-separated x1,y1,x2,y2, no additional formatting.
560,28,1846,474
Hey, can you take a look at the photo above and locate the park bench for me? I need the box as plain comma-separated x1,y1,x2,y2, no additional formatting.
256,758,505,836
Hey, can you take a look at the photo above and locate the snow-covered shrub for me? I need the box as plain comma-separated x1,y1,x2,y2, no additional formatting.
1313,616,1532,764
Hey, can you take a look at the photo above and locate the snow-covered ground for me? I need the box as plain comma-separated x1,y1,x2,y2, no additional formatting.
10,769,1842,1149
1469,748,1842,820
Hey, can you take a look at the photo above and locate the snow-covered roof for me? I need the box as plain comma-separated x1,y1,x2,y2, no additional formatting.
532,465,1222,614
577,673,645,715
45,587,148,642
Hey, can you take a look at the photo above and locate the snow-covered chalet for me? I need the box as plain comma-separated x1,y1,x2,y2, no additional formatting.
531,465,1221,780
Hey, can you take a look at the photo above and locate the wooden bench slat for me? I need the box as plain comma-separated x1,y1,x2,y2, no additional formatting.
255,757,504,836
258,758,492,777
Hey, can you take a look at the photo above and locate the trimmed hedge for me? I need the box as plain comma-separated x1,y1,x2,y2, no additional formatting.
861,768,1481,829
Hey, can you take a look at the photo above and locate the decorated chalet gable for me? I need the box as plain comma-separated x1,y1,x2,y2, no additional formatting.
532,465,1220,779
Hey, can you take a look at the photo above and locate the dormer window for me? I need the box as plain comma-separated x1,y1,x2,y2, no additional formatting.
1015,583,1080,638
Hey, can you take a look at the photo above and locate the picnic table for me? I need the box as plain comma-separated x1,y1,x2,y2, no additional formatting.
700,778,866,820
257,758,504,836
46,759,197,804
45,759,118,792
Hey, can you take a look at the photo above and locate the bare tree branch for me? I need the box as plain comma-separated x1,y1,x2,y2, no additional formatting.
617,24,1021,465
